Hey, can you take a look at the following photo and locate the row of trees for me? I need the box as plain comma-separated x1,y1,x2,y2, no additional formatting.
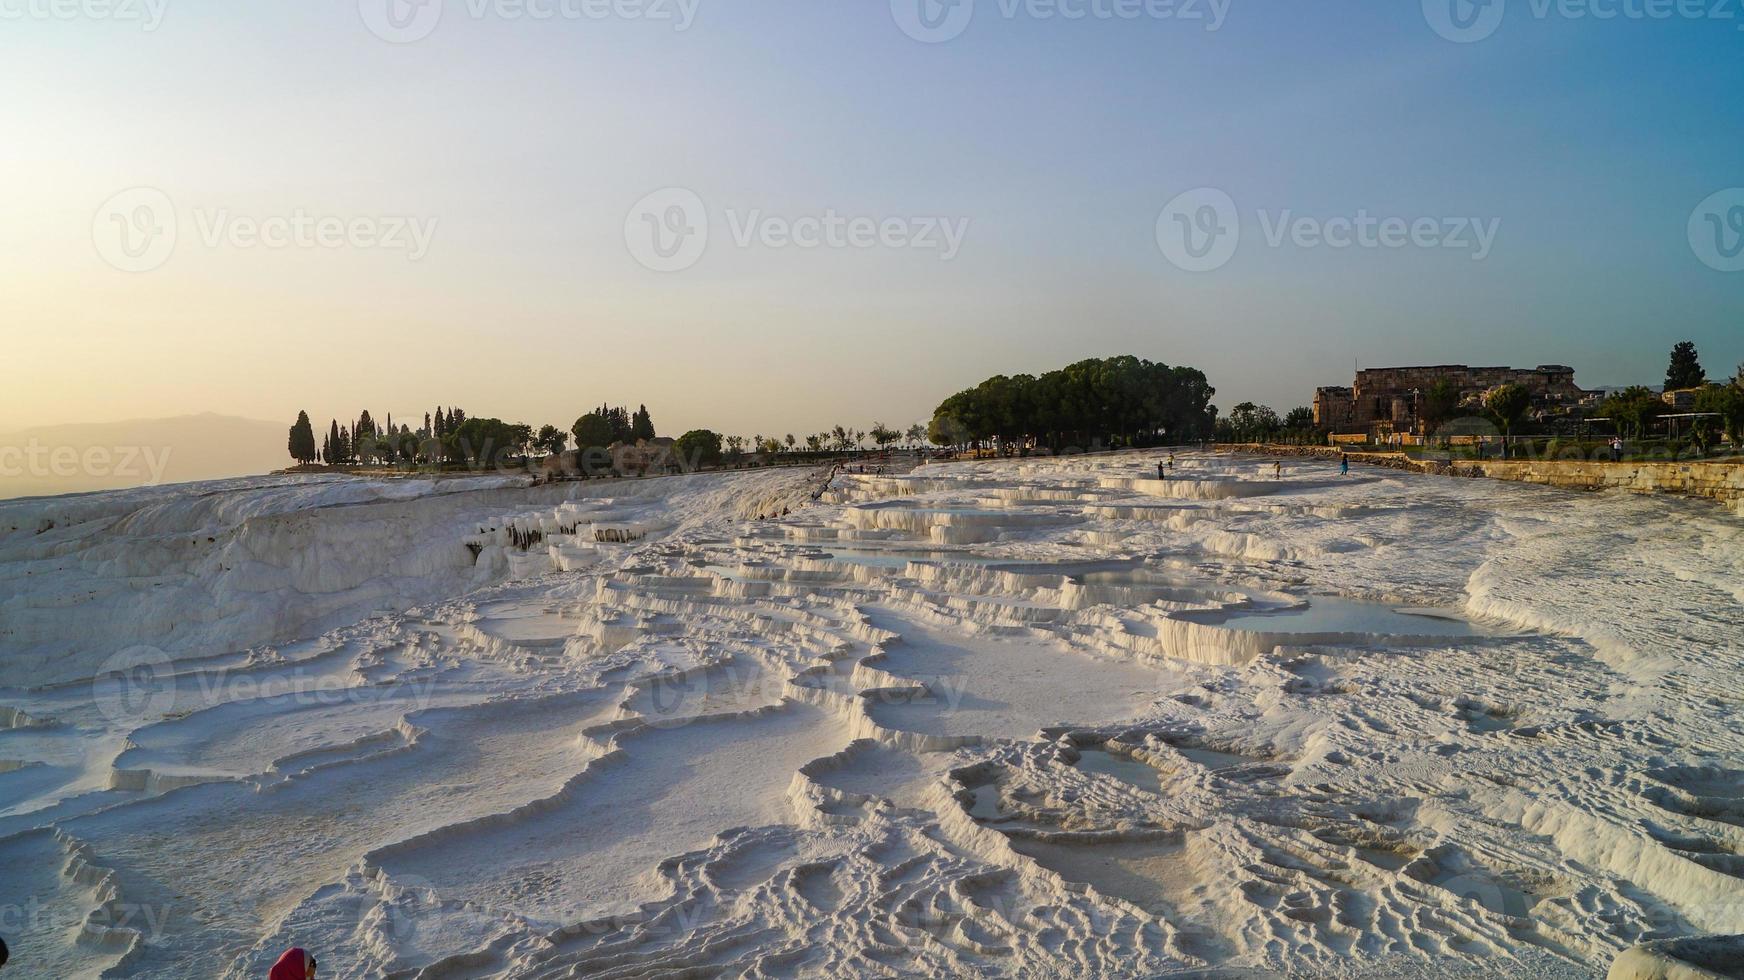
288,406,491,467
288,398,961,476
290,403,662,470
1215,404,1315,443
721,424,930,458
926,356,1217,453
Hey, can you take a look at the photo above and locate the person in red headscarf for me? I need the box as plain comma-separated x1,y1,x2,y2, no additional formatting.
269,947,316,979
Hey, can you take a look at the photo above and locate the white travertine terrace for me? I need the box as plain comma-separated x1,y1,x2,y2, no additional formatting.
0,452,1739,977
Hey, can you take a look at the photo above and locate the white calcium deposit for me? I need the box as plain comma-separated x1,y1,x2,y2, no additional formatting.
0,454,1739,978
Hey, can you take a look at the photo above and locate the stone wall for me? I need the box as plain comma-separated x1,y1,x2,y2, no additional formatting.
1313,386,1356,428
1227,444,1744,512
1352,364,1580,400
1454,458,1744,509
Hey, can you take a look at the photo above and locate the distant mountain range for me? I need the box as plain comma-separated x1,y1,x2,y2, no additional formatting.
0,413,290,499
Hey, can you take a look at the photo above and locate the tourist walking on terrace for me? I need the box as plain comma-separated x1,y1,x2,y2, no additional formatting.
1273,461,1282,479
270,948,317,979
1157,461,1167,480
1340,454,1349,476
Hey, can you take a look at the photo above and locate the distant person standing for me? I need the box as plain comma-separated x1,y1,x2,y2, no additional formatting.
1340,454,1350,476
1157,461,1166,480
1611,437,1623,463
1273,461,1282,479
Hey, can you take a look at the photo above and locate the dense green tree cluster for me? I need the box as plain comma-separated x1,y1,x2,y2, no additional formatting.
1211,403,1316,442
1418,379,1463,437
1599,386,1665,440
1216,402,1279,442
535,425,568,456
571,412,616,453
447,418,531,465
1484,384,1531,438
927,356,1216,452
571,404,656,451
673,429,723,468
1694,376,1744,444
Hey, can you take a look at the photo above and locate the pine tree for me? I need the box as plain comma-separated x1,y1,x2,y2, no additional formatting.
1666,341,1706,391
632,404,656,442
329,421,342,466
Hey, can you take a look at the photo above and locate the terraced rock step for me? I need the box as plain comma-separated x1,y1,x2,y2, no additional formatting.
0,451,1737,977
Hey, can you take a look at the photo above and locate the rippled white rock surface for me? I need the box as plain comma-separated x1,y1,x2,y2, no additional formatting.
1,453,1739,978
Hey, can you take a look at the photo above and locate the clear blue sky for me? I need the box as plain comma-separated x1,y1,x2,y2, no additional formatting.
2,0,1739,435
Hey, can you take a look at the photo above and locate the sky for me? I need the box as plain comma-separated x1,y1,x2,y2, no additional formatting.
1,0,1740,443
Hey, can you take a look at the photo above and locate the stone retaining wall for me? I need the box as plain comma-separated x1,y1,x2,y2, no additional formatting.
1461,459,1744,509
1228,444,1744,512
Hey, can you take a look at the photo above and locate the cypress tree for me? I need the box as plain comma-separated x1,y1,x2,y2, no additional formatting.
356,410,376,465
288,411,317,464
